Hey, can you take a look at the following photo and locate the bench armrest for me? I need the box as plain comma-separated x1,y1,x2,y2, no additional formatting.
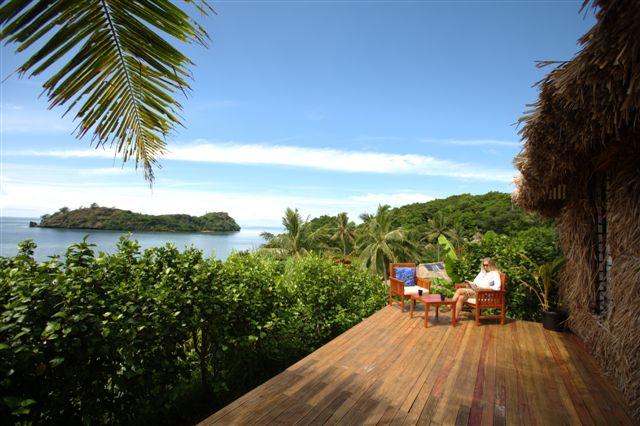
416,277,431,292
389,276,404,295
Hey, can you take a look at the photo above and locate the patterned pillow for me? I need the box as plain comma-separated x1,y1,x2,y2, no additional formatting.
394,266,416,286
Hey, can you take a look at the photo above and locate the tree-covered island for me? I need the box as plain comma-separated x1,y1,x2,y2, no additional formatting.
34,204,240,233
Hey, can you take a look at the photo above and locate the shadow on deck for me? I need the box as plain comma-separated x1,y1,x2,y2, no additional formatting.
200,305,634,425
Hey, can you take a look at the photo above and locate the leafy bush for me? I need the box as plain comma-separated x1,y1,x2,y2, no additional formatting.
0,239,386,424
429,277,455,298
447,226,560,320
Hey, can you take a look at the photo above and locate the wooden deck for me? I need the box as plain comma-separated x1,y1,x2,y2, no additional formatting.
201,305,634,425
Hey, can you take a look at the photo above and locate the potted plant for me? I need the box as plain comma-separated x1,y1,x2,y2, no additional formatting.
519,255,567,331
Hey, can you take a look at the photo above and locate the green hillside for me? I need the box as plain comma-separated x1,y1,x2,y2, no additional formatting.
37,205,240,232
389,191,549,237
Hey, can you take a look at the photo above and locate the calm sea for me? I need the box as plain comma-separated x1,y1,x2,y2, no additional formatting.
0,217,282,262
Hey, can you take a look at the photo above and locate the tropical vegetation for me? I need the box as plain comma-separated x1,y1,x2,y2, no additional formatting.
263,192,560,320
0,239,385,424
38,205,240,232
0,191,562,423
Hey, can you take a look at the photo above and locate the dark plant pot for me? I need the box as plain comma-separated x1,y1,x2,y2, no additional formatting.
541,310,567,332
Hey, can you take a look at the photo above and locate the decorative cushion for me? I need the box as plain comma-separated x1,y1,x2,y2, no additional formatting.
404,286,428,296
394,267,416,286
467,298,476,304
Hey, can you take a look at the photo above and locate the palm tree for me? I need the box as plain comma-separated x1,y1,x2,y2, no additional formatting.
330,212,355,256
1,1,212,182
261,208,316,257
422,211,449,261
356,205,418,279
280,208,309,257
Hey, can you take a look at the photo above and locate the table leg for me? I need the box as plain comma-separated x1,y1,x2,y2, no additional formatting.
435,306,439,319
451,304,456,327
425,303,430,328
410,298,414,318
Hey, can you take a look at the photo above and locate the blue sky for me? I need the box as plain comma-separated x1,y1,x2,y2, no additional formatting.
1,1,595,226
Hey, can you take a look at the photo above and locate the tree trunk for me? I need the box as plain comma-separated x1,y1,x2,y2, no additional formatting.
383,257,389,280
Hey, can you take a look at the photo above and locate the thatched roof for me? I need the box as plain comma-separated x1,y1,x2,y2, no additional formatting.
514,0,640,217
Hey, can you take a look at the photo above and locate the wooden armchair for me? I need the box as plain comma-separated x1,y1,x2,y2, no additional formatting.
389,263,431,312
455,272,507,325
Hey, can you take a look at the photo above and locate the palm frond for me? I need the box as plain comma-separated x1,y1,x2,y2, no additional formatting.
0,0,211,182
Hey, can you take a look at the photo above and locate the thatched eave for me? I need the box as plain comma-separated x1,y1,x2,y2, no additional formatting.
515,0,640,215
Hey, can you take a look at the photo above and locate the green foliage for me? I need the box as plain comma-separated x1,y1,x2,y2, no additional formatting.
355,205,419,278
38,206,240,232
447,226,560,321
282,255,387,349
438,235,457,261
518,255,566,311
261,208,316,257
429,277,455,298
0,238,386,424
0,0,212,181
392,192,550,239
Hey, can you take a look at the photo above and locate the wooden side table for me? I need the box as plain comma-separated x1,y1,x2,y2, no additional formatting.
410,294,457,328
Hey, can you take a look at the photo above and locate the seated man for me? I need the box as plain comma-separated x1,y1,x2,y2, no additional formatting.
451,257,502,318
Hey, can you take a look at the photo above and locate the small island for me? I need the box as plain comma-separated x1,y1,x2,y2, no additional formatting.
33,204,240,233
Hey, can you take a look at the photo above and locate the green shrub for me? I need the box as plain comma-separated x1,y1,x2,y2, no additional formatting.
447,226,560,321
429,277,455,298
0,239,386,424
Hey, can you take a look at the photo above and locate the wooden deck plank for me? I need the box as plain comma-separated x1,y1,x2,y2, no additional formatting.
369,318,450,424
479,326,497,426
325,313,423,424
416,320,472,424
529,323,580,424
432,320,484,425
519,321,555,425
510,321,537,425
492,322,507,426
342,312,440,424
560,332,634,424
285,307,401,401
543,326,600,426
200,306,635,425
397,321,465,425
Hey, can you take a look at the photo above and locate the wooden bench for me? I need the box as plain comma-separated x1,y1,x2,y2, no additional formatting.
388,263,431,312
455,272,507,325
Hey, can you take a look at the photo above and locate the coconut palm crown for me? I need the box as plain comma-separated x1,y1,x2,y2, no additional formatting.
356,205,417,279
0,0,212,182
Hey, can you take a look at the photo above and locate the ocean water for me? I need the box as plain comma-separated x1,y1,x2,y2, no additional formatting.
0,217,281,262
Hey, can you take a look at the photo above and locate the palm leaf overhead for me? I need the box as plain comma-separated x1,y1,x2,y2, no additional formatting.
0,0,211,182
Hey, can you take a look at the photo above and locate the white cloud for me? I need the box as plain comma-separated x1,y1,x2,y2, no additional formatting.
8,141,516,182
0,103,23,111
0,175,435,226
421,138,521,147
76,168,133,176
7,149,113,159
0,107,74,134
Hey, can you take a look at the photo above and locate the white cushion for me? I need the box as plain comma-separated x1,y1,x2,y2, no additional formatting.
467,298,476,304
403,286,428,296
